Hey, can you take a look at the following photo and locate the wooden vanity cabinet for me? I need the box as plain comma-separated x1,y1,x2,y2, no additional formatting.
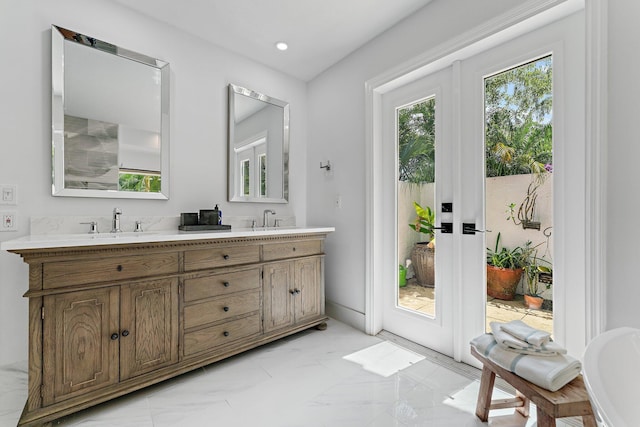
263,256,323,332
11,232,329,426
42,278,178,405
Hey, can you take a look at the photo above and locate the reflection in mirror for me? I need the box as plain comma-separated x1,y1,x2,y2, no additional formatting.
228,84,289,203
52,25,170,199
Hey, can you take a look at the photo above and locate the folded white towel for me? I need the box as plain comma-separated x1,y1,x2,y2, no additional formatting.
471,333,581,392
490,322,566,356
501,319,551,347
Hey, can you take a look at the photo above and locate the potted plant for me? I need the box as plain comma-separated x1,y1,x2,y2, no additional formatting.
486,232,532,300
507,171,549,230
408,202,435,287
522,252,552,309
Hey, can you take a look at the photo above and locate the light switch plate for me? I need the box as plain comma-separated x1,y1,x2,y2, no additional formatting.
0,185,17,205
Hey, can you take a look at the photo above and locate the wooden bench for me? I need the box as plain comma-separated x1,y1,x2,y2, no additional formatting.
471,347,598,427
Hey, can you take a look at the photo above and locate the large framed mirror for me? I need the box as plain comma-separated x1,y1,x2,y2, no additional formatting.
52,25,170,199
228,84,289,203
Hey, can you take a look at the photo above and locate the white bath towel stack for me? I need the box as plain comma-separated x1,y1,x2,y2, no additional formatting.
471,320,581,392
490,321,566,356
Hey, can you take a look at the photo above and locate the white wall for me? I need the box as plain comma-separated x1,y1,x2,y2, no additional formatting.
307,0,537,328
0,0,308,365
606,1,640,329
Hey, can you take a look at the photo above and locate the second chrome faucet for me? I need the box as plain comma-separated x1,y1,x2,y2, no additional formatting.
262,209,276,228
111,208,122,233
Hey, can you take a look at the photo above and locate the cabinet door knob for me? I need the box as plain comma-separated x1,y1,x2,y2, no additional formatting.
117,265,123,272
223,254,229,260
223,306,230,312
121,330,130,337
294,288,301,294
223,281,230,287
289,289,296,295
111,333,119,340
223,331,230,337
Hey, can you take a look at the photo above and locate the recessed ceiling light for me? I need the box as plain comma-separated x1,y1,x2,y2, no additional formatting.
275,41,288,51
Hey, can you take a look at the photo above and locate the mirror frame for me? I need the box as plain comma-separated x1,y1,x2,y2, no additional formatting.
51,25,170,199
228,84,289,203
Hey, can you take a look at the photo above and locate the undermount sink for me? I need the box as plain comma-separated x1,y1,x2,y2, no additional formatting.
583,327,640,427
91,231,158,238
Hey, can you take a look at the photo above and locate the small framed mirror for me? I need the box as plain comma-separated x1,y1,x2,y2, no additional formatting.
228,84,289,203
52,25,170,199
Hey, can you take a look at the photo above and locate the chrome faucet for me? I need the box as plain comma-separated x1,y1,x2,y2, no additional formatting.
111,208,122,233
262,209,276,228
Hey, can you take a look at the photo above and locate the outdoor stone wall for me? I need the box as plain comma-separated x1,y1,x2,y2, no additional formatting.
398,173,553,300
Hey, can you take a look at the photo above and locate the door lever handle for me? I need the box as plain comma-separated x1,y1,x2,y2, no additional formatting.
462,223,491,235
432,222,453,234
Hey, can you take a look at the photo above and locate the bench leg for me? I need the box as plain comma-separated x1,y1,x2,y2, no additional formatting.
582,414,598,427
476,366,496,422
515,390,530,417
536,406,556,427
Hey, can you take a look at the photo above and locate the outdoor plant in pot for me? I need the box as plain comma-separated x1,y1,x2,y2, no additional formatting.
522,252,552,309
408,202,435,287
486,232,532,300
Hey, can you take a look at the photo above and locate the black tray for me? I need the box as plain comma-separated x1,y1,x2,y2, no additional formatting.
178,224,232,232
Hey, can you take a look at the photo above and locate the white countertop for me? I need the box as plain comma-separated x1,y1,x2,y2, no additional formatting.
0,227,335,251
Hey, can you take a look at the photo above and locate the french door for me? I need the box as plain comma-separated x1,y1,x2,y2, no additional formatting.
374,11,586,365
381,67,458,357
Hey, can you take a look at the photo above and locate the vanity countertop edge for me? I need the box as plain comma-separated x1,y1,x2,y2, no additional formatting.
1,227,335,251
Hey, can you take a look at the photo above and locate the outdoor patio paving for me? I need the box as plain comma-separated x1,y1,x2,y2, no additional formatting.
398,279,553,335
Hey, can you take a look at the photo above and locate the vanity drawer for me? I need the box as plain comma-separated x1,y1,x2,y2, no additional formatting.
184,245,260,271
262,240,323,261
184,268,260,302
183,314,261,357
184,291,260,329
43,253,179,288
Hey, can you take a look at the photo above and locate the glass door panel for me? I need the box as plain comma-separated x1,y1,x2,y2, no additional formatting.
484,56,554,335
398,97,436,318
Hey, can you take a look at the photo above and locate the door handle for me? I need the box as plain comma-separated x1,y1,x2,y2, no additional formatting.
462,223,491,235
432,222,453,234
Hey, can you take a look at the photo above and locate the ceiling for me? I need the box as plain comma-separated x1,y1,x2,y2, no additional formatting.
111,0,434,81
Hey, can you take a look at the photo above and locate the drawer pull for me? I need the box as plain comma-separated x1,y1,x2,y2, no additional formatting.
223,331,230,337
121,330,130,337
223,281,230,287
117,265,123,271
293,247,296,251
223,254,230,260
223,306,230,312
111,333,119,340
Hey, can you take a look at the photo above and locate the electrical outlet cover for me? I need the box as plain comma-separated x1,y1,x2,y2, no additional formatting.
0,212,17,231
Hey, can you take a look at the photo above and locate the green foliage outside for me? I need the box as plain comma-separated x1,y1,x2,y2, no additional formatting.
397,55,553,182
398,98,435,183
485,56,553,177
119,173,161,193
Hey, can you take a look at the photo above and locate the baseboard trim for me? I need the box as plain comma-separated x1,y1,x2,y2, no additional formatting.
325,300,366,332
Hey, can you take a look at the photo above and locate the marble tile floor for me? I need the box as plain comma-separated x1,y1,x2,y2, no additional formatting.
0,319,577,427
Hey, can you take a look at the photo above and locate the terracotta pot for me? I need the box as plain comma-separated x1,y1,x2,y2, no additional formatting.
411,242,435,287
524,294,544,310
486,265,523,300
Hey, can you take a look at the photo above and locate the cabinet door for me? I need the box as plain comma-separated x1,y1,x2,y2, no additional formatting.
294,257,322,323
43,287,120,405
120,278,179,380
263,261,294,332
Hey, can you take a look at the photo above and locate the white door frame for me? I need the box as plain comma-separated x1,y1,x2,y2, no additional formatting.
364,0,605,360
